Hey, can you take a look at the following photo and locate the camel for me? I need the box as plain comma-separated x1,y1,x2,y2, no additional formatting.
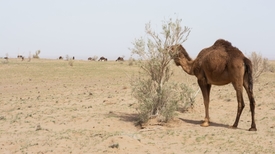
116,57,124,61
168,39,257,131
18,55,24,61
98,56,107,61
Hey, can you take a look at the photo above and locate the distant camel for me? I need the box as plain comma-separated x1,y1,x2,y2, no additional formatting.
18,55,24,61
59,56,63,60
116,57,124,61
98,56,107,61
169,39,257,131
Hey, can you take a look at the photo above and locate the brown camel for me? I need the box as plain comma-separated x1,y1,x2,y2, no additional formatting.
116,57,124,61
98,56,107,61
169,39,257,131
18,55,24,61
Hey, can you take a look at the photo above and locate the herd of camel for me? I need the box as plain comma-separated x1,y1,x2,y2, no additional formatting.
57,56,124,61
87,56,124,61
3,55,25,61
3,39,257,131
3,55,124,62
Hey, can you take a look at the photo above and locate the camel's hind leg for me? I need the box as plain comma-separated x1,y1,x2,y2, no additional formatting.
198,80,211,127
231,82,245,129
243,80,257,131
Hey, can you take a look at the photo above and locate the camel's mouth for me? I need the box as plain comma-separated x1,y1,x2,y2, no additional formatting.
168,50,180,60
170,51,179,56
167,46,179,58
166,45,182,66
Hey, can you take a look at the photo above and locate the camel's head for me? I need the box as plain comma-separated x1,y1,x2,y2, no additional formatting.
167,44,182,66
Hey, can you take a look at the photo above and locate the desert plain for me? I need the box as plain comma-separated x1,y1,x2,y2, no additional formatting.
0,58,274,154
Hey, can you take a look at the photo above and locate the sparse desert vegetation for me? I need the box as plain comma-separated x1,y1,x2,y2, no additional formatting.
0,59,275,153
130,19,194,124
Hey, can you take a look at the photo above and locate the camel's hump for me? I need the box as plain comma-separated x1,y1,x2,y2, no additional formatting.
213,39,232,48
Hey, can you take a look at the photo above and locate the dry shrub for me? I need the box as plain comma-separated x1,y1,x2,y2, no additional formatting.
132,75,195,123
33,50,41,59
128,57,136,66
68,59,74,67
130,18,194,124
65,55,74,66
268,65,275,73
248,52,270,82
92,56,98,61
28,51,32,62
1,53,9,64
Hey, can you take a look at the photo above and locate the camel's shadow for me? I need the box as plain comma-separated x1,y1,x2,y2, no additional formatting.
106,111,139,122
179,118,233,129
106,112,246,130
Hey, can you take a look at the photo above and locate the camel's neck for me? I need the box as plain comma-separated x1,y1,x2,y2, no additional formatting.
176,45,194,75
179,58,194,75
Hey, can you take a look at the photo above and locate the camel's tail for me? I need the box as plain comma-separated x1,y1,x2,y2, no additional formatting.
243,57,253,92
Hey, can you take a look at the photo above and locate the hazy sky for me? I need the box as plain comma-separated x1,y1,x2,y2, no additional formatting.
1,0,275,60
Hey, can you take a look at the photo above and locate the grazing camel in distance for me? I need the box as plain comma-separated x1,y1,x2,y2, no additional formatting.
116,57,124,61
18,55,24,61
168,39,257,131
98,56,107,61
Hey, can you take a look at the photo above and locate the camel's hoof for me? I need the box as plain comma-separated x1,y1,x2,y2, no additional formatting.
248,127,257,131
229,125,237,129
200,122,209,127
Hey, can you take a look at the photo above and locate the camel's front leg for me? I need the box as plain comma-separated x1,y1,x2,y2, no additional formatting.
198,80,211,127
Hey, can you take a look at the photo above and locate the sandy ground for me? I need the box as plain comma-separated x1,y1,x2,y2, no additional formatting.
0,59,274,154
